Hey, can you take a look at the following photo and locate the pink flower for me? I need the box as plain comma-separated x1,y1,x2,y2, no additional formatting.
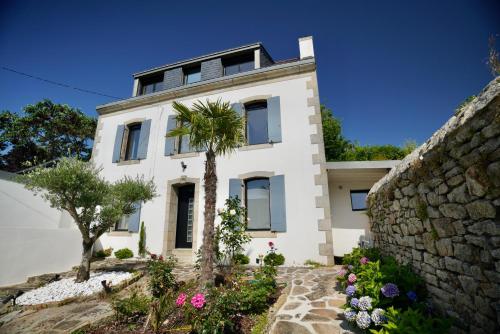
360,257,369,265
176,293,187,307
190,293,206,309
348,273,357,284
339,269,347,277
268,241,274,248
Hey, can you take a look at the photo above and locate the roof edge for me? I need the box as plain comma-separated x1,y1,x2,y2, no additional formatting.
133,42,263,78
326,160,401,170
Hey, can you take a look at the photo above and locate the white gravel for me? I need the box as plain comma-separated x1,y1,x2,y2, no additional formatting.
16,271,133,305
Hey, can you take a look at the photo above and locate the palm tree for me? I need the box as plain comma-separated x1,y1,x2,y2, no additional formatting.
167,99,244,286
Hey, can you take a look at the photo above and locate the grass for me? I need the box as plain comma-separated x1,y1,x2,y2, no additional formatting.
304,259,325,268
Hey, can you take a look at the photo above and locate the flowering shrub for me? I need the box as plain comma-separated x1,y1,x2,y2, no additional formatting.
338,247,451,333
190,293,206,309
263,241,285,266
175,293,186,307
147,254,177,297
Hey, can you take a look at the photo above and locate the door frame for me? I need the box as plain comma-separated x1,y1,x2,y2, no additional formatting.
163,177,200,260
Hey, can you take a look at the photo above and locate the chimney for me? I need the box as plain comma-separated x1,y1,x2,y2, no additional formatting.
299,36,314,59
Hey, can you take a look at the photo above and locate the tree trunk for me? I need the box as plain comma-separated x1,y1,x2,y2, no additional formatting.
200,151,217,287
75,240,93,282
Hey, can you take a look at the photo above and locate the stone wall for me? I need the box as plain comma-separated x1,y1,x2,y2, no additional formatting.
368,78,500,334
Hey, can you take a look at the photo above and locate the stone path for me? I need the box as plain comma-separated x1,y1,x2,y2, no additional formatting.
270,266,357,334
0,265,356,334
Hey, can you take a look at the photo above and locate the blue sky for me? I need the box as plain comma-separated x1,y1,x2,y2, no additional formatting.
1,0,498,146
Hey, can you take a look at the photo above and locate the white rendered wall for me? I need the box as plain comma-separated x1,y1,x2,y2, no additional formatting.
328,170,389,256
0,176,81,286
95,72,325,266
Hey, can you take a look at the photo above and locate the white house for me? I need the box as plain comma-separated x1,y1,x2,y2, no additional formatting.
92,36,396,266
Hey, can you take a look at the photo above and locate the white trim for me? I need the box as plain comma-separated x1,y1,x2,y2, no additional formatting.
326,160,400,170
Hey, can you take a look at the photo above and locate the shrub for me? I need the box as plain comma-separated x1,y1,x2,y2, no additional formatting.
263,253,285,266
370,306,451,334
215,197,251,268
94,247,113,259
304,259,324,268
113,289,150,319
233,253,250,265
149,292,177,333
138,221,146,257
114,248,134,259
147,254,177,297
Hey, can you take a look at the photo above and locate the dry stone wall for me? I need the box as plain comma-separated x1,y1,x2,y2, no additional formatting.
368,78,500,334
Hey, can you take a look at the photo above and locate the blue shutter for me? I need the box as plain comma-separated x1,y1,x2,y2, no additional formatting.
127,201,142,232
267,96,282,143
229,178,242,200
137,119,151,160
231,103,244,118
270,175,286,232
164,115,177,156
112,125,125,163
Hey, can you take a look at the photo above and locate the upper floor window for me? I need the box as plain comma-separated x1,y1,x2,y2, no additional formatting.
140,75,163,95
245,178,271,230
245,102,268,145
224,54,254,76
184,66,201,84
350,190,369,211
125,123,142,160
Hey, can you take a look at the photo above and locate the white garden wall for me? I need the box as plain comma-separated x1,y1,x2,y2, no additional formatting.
0,173,81,286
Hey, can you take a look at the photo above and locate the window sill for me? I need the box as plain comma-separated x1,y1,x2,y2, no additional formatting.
117,159,140,166
170,152,200,159
239,143,273,151
107,231,132,237
247,231,277,238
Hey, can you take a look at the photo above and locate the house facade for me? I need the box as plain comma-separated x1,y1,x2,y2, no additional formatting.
93,37,334,265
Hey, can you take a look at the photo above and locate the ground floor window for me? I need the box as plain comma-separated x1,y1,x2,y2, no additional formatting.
350,190,369,211
115,216,128,231
245,178,271,230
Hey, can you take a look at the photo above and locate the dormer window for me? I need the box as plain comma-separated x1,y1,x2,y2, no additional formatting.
140,75,163,95
184,66,201,84
223,53,254,76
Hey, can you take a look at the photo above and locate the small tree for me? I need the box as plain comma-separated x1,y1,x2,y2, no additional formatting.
487,34,500,77
138,221,147,257
167,99,244,286
19,158,156,282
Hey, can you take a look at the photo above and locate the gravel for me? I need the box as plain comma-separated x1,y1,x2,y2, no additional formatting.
16,271,133,305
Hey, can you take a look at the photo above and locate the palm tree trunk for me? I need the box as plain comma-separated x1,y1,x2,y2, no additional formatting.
200,150,217,287
75,240,93,282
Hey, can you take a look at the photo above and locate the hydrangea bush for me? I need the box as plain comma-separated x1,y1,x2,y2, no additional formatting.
338,247,451,333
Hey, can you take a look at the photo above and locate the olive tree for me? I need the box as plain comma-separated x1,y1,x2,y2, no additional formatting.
19,158,156,282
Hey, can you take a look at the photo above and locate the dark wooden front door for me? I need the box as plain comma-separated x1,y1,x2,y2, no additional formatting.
175,185,194,249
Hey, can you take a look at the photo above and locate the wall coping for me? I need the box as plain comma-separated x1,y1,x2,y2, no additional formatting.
369,77,500,197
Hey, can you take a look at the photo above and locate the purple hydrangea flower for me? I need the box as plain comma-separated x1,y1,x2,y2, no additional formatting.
348,265,354,270
356,311,372,329
358,296,372,311
381,283,399,298
344,308,357,322
360,257,369,265
407,290,417,302
350,297,359,308
371,308,386,325
346,285,356,297
348,273,357,284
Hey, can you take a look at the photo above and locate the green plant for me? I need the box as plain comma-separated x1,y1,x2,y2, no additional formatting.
416,200,428,221
304,259,325,268
147,255,177,297
263,253,285,266
114,248,134,259
370,306,451,334
94,247,113,259
167,99,245,286
215,197,251,268
112,289,150,319
19,157,155,282
250,312,269,334
149,292,177,333
233,253,250,265
138,221,146,257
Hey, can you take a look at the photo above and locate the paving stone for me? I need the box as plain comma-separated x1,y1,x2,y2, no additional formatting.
283,302,301,310
272,321,312,334
292,286,310,295
312,323,342,334
309,301,325,308
328,299,345,307
310,308,339,319
302,313,331,322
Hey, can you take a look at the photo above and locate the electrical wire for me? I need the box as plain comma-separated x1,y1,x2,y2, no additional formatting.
1,66,125,100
